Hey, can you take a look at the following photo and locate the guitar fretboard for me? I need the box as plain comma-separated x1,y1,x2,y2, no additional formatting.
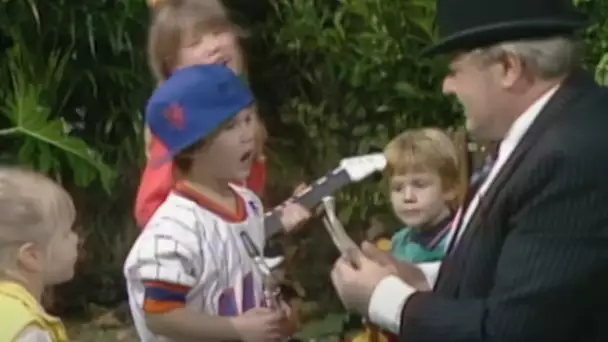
264,167,351,237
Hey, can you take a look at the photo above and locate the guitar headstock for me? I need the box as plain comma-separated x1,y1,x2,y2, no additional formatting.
339,153,387,182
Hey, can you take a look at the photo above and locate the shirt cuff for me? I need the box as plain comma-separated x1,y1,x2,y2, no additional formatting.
367,275,416,334
417,261,441,288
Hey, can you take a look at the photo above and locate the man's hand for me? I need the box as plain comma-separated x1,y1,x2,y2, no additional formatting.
361,241,431,291
330,249,393,315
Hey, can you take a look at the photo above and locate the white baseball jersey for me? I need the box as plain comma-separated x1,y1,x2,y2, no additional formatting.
123,183,266,342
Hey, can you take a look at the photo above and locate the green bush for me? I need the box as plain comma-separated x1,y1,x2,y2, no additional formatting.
576,0,608,85
255,0,454,212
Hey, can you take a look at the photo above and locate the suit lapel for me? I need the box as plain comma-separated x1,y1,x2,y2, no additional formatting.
436,70,596,294
471,71,593,221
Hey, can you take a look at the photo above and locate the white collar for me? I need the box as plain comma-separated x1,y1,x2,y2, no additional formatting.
497,84,561,161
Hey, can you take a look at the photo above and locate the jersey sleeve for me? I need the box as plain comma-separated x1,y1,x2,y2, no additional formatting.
129,215,203,314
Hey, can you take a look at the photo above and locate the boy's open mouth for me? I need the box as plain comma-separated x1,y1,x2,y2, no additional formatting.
240,151,253,163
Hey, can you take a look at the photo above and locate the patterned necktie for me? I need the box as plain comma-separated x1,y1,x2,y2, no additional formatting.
469,152,496,193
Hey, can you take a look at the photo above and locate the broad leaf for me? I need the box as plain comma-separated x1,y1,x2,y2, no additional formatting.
0,46,115,192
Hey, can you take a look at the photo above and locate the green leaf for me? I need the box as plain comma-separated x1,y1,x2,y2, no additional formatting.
595,53,608,86
394,81,420,97
0,46,116,192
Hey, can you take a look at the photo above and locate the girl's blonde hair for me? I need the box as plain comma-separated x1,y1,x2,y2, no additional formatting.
148,0,243,81
0,167,75,272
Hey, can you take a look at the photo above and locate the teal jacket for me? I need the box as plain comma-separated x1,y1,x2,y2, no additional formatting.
390,226,449,263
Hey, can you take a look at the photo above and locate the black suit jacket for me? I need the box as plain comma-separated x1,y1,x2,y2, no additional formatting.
398,71,608,342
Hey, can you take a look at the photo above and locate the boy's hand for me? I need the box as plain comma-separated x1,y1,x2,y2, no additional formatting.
279,301,298,337
292,183,310,197
279,202,311,233
232,307,284,342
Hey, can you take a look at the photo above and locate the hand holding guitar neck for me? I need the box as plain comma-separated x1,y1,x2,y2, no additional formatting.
264,153,387,237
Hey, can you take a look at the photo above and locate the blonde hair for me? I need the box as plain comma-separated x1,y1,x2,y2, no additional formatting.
384,128,462,195
148,0,244,81
0,167,75,273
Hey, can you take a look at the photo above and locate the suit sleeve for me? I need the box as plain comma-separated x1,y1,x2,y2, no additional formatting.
398,152,608,342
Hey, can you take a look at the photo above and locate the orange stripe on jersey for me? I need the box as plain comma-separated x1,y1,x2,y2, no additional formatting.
144,281,190,294
143,281,190,314
174,181,247,222
143,298,186,313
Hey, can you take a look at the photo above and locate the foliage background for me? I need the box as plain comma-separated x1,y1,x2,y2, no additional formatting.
0,0,606,320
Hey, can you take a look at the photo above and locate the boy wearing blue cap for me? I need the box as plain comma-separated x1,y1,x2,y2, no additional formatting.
123,64,307,342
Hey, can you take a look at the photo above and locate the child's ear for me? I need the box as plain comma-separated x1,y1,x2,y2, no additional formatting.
17,242,44,273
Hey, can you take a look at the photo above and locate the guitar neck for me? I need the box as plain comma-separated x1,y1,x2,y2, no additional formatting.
264,167,351,237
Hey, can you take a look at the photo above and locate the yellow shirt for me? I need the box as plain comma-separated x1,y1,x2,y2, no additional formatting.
0,281,68,341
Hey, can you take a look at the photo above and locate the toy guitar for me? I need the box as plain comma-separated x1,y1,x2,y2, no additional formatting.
264,153,387,237
239,232,297,340
239,232,282,309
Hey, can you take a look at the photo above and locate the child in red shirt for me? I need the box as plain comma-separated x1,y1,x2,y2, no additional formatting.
134,0,269,228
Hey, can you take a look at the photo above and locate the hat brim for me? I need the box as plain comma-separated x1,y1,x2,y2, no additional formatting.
422,18,588,57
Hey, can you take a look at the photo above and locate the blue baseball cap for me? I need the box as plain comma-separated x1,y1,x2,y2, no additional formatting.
145,64,254,166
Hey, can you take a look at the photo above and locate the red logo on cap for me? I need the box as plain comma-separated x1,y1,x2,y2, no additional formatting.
164,103,185,130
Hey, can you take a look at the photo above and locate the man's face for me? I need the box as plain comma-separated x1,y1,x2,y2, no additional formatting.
442,52,511,140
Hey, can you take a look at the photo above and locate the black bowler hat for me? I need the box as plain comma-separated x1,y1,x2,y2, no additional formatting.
423,0,588,56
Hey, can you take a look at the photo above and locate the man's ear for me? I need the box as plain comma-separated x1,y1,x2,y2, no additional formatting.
17,242,44,273
498,52,525,89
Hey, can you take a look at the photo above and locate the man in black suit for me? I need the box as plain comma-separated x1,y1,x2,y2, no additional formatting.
330,0,608,341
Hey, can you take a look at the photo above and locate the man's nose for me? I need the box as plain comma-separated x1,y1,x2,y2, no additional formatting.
442,76,454,95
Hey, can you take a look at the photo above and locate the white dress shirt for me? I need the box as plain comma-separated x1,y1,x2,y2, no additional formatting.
367,85,560,334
